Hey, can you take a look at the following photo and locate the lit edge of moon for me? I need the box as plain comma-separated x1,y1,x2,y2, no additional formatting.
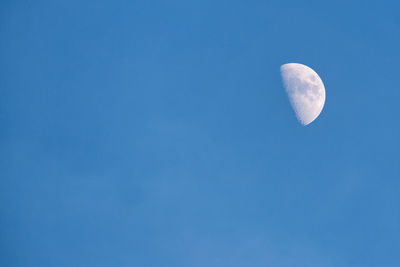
280,63,326,126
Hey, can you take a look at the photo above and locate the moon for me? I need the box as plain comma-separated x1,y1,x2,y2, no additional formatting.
280,63,326,125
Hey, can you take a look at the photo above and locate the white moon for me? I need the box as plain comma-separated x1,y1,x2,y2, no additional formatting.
280,63,326,125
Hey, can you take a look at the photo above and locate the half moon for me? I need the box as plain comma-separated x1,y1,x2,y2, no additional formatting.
280,63,326,125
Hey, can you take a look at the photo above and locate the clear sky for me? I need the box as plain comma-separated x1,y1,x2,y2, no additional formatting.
1,0,400,266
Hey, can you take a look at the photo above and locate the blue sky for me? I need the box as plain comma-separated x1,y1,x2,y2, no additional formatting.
1,0,400,266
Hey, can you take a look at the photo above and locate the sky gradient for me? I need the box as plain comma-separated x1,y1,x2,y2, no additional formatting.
1,0,400,266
